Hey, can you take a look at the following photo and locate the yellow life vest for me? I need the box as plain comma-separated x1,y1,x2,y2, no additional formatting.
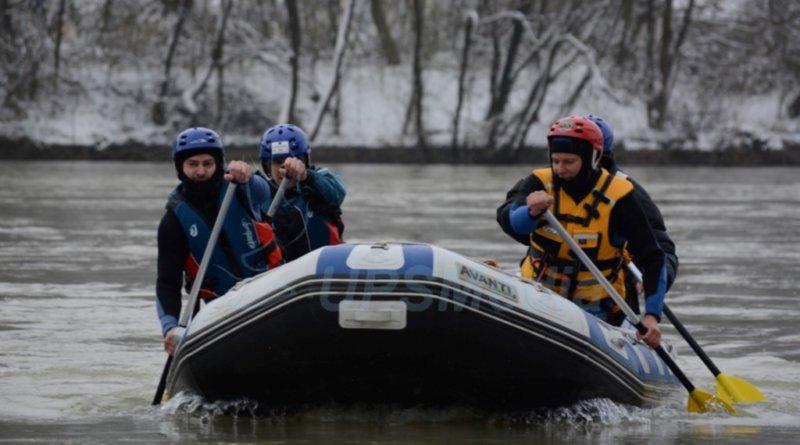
520,167,634,319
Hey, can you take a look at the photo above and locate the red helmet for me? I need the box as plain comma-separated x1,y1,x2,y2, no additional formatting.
547,115,604,168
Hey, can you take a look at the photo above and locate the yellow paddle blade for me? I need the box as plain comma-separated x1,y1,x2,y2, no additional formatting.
687,388,736,414
716,373,766,404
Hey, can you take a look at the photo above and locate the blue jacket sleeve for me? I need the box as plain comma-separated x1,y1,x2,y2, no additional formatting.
304,167,346,207
497,174,546,244
509,204,540,235
156,300,178,337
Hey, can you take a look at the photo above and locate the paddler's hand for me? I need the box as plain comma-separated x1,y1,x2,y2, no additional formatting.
636,314,662,348
224,160,254,183
282,157,307,182
526,191,552,218
164,327,184,356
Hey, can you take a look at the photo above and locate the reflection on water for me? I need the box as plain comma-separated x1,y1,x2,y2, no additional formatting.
0,161,799,443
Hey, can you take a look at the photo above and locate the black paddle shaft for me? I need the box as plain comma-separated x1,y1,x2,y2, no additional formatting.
152,356,172,405
663,304,722,377
633,320,697,393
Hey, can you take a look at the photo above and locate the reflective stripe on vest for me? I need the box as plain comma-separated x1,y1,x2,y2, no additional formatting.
522,167,634,315
170,181,282,299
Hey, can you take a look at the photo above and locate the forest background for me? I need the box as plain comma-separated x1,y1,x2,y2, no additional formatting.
1,0,799,163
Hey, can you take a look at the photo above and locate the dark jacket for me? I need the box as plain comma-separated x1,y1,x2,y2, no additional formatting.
601,157,679,289
155,175,270,337
262,166,346,262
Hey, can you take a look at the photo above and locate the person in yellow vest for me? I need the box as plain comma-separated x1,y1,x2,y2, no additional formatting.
496,115,668,348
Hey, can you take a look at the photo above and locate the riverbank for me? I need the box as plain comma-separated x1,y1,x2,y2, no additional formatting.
2,135,799,165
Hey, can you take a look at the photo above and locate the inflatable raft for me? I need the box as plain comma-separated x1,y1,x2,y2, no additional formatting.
164,242,679,409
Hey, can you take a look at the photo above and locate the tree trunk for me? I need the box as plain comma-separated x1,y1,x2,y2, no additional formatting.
152,0,191,125
280,0,301,124
100,0,112,34
488,25,501,116
451,11,476,157
309,0,356,142
643,0,656,128
0,0,11,33
1,0,14,65
403,0,426,148
485,3,532,148
53,0,66,92
214,0,233,124
508,39,563,151
485,9,526,120
646,0,694,130
788,91,800,119
181,0,232,119
615,0,635,66
370,0,400,65
331,89,341,135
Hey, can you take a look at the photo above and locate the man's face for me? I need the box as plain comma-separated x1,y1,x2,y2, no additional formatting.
551,152,582,181
270,156,289,182
182,153,216,182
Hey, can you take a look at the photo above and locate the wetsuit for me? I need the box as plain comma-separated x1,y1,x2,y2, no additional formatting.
155,174,274,337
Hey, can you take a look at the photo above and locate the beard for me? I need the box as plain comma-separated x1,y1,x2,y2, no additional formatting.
183,170,223,221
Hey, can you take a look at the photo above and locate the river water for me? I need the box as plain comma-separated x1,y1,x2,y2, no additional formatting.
0,161,798,444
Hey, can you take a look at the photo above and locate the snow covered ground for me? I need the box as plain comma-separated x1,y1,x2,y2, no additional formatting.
1,60,798,152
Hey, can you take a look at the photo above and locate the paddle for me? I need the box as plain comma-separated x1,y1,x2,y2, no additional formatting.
626,262,765,404
266,177,290,219
152,182,238,406
541,210,735,414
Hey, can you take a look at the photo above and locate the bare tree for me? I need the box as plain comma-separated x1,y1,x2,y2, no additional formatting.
370,0,400,65
485,3,531,122
646,0,695,130
53,0,66,92
152,0,192,126
1,1,49,113
309,0,357,142
402,0,426,148
214,0,233,124
279,0,301,124
180,0,233,124
451,10,477,156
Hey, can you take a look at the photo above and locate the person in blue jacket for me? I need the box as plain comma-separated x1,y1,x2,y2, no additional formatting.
258,123,346,262
156,127,282,356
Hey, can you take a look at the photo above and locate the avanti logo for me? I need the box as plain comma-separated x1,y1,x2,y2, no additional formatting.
457,262,518,302
189,224,198,237
241,219,257,249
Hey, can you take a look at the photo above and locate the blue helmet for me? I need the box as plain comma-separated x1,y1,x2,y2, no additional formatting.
171,127,225,180
171,127,225,159
586,115,614,154
259,124,309,160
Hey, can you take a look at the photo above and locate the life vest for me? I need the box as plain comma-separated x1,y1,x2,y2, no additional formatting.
520,167,633,320
168,181,282,301
267,177,344,262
